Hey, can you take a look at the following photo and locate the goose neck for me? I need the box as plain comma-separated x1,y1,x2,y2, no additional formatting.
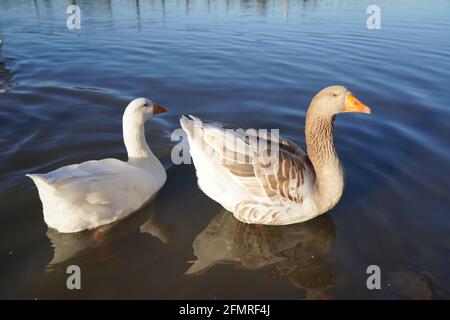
305,113,344,211
123,116,152,161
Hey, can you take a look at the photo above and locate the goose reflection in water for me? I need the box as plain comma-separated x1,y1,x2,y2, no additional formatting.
0,41,12,93
46,202,175,266
187,211,336,299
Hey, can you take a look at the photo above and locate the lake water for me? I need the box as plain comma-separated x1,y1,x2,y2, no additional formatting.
0,0,449,299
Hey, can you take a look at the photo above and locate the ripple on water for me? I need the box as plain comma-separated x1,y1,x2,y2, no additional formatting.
0,0,449,299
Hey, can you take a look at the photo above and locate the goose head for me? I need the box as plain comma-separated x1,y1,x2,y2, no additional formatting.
123,97,167,125
308,85,371,117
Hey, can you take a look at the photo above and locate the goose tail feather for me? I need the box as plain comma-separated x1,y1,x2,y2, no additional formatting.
26,173,52,190
180,115,202,138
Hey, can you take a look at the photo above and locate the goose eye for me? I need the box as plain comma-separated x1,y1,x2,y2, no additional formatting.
333,94,338,97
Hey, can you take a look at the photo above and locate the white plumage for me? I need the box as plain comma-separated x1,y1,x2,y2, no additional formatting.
180,115,318,225
27,98,167,233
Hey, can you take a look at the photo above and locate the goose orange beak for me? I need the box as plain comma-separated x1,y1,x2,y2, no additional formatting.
153,103,167,115
344,93,371,114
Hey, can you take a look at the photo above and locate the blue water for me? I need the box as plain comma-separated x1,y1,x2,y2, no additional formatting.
0,0,449,299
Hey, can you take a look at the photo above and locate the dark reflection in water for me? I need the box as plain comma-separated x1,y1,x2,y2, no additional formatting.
0,48,11,93
0,0,449,299
46,202,174,267
188,211,335,299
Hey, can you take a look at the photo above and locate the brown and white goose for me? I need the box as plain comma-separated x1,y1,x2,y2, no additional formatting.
180,86,371,225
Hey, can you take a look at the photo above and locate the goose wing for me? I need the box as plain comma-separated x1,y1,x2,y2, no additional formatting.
181,116,315,204
27,159,156,220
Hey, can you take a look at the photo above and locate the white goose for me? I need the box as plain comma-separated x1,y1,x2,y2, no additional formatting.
27,98,167,233
180,86,371,225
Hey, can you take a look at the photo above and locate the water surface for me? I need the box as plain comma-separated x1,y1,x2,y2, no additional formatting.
0,0,449,299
